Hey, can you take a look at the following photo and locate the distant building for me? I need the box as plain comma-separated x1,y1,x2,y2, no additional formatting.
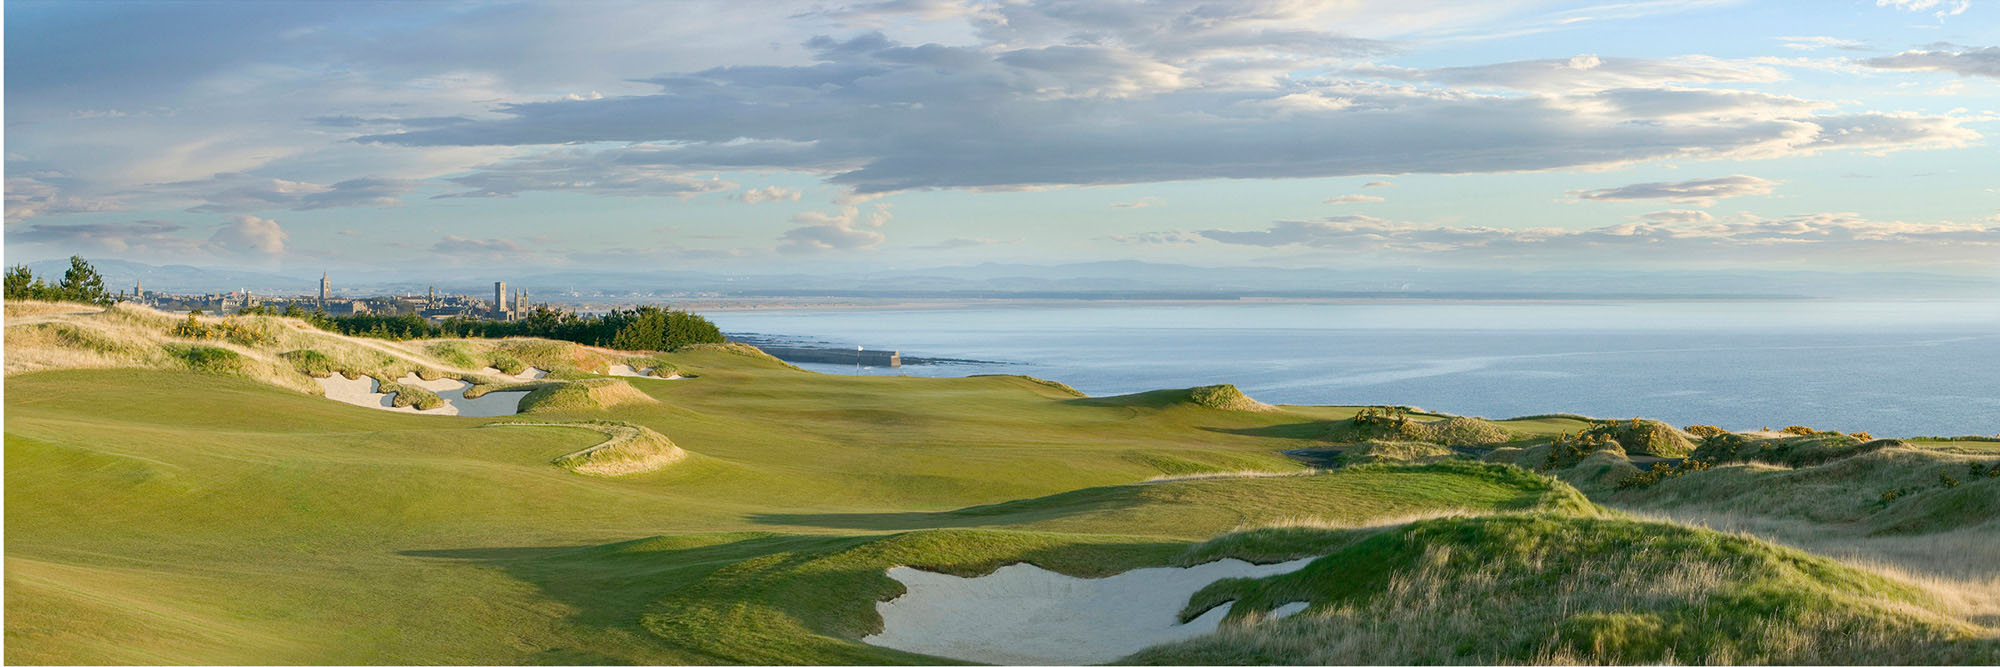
494,281,508,318
319,272,331,310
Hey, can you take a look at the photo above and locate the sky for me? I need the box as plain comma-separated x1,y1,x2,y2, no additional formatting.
4,0,1998,277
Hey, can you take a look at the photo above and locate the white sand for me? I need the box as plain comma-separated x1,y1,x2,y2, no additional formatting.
312,373,528,417
866,557,1313,665
608,364,685,380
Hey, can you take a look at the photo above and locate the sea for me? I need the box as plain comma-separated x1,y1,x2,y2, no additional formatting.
707,299,2000,438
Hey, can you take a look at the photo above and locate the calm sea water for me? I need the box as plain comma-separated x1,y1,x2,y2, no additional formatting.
708,300,2000,437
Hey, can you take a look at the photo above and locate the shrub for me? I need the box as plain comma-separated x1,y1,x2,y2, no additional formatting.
1616,459,1711,489
164,344,244,374
1782,425,1819,436
280,349,339,377
1684,424,1729,439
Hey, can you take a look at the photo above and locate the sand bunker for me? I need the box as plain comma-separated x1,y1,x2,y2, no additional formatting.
866,558,1312,665
313,374,527,417
608,364,684,380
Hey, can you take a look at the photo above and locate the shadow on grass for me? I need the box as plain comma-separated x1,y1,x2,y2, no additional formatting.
748,484,1150,530
1202,421,1334,441
402,532,843,635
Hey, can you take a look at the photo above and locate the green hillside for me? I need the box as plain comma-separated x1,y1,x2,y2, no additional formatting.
5,301,1995,664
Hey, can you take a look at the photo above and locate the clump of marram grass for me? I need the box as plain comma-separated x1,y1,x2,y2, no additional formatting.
1339,408,1513,447
372,376,445,410
163,343,246,375
1127,514,1995,666
1691,430,1900,468
424,340,482,369
517,378,658,413
1554,444,1644,492
280,349,339,377
489,421,688,476
1339,440,1461,466
1577,418,1697,457
1187,384,1278,412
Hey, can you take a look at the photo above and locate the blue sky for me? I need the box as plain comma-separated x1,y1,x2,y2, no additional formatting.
5,0,1997,275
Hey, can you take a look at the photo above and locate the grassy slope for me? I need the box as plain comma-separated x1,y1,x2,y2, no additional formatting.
6,342,1568,664
8,312,1993,664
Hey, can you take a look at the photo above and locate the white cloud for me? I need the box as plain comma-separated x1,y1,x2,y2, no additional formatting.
1111,197,1164,208
1569,175,1780,206
735,185,804,204
1361,181,1395,188
1187,212,2000,268
170,173,421,214
1346,55,1785,92
1777,36,1868,51
208,215,290,256
360,40,1974,198
1875,0,1970,18
1637,209,1717,223
1864,45,2000,78
779,204,891,253
10,216,290,259
1323,194,1385,204
4,175,124,222
435,148,737,199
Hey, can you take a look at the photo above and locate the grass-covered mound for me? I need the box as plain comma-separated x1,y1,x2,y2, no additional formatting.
1330,407,1513,447
1613,446,2000,536
1552,444,1645,493
1578,418,1696,457
1129,514,1995,665
1337,440,1462,466
750,462,1592,537
1690,430,1902,467
1080,384,1280,413
516,378,658,414
490,421,689,476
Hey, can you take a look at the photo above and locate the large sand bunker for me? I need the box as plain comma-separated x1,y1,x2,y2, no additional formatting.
608,363,685,380
866,558,1312,665
313,374,528,417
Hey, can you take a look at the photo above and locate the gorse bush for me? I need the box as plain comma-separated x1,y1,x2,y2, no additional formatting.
1616,459,1711,490
1685,424,1730,439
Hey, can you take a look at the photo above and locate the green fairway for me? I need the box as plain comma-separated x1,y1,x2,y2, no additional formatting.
7,303,1996,665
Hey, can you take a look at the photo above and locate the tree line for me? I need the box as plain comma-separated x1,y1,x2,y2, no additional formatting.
6,256,725,353
272,304,727,352
4,256,112,305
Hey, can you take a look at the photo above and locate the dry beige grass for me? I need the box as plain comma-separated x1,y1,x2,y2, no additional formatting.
494,421,689,476
2,300,652,406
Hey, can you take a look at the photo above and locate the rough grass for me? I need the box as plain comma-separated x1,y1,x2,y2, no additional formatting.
1130,514,1996,665
1579,418,1697,457
516,378,659,414
493,421,689,476
9,302,1996,665
1329,410,1516,447
1338,440,1462,465
1692,431,1900,468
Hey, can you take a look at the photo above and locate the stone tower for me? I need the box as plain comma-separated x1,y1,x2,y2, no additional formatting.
319,272,330,310
494,281,508,317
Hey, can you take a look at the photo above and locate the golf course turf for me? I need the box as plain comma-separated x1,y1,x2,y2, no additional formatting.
5,302,1996,664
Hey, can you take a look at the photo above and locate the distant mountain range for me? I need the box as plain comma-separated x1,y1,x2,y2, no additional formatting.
22,258,2000,301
